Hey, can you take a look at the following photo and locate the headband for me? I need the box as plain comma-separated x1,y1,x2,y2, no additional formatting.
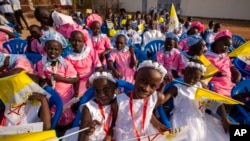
137,60,167,81
185,62,206,73
89,71,117,84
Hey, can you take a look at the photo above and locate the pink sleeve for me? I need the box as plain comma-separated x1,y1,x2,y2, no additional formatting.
178,38,186,50
108,51,116,62
227,57,233,67
14,57,34,73
90,49,102,68
37,61,46,78
156,51,164,65
31,40,38,52
104,37,112,49
65,60,77,78
172,54,183,71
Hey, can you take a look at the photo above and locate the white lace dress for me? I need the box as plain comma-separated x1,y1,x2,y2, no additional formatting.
170,83,229,141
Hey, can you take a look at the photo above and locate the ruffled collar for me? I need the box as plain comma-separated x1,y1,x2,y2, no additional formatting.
115,46,129,53
67,46,91,60
205,51,227,58
91,34,105,42
42,55,66,71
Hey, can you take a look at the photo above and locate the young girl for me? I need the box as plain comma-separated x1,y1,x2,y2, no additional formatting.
172,34,205,78
156,32,180,77
164,60,230,141
90,21,113,66
205,30,241,97
66,30,102,97
77,71,117,141
26,24,45,54
107,34,137,84
37,34,79,127
111,60,171,140
0,52,34,77
34,6,92,47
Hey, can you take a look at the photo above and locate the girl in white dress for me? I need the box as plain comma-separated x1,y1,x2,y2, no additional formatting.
111,60,171,141
165,60,231,141
77,71,117,141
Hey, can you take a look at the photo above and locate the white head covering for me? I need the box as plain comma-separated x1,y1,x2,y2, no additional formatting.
40,30,68,49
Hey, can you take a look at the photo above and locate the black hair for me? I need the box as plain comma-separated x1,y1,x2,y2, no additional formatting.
187,16,192,21
70,30,84,39
29,24,41,31
116,34,127,42
208,21,214,26
34,6,49,20
90,20,101,29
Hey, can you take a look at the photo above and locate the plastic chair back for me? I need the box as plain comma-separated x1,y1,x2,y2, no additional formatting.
44,86,63,129
228,34,246,53
233,57,250,77
25,53,42,69
231,80,250,124
72,80,134,127
133,47,148,65
3,38,28,54
144,40,164,60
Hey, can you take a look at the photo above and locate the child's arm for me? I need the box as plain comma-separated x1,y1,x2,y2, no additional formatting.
73,78,80,97
129,46,137,68
0,28,15,38
230,66,241,83
52,74,79,84
156,86,178,107
217,104,231,133
29,92,51,130
78,106,101,141
100,48,112,62
0,68,23,78
107,60,122,78
151,113,168,133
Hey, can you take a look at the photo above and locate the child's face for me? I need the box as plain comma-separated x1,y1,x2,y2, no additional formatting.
164,38,175,51
37,10,53,26
93,78,116,105
134,68,162,99
188,27,199,35
149,21,156,30
183,67,202,85
29,27,42,39
70,33,84,53
115,36,126,50
214,38,232,54
45,40,62,60
91,22,101,36
191,40,205,56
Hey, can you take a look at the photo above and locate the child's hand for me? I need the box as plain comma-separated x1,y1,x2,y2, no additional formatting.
100,53,106,62
232,71,241,83
214,72,226,77
155,123,169,133
52,73,62,81
113,70,122,79
28,92,46,102
83,120,101,135
129,46,134,54
162,75,173,86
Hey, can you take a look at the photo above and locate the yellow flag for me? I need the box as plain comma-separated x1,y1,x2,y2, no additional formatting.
0,71,50,106
199,55,218,83
228,41,250,57
195,88,244,105
0,130,57,141
168,3,179,32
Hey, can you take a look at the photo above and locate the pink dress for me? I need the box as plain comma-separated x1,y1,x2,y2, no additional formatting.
37,58,77,126
12,56,34,73
51,11,92,47
66,46,102,96
31,39,45,55
156,48,181,77
108,47,136,84
91,34,113,66
0,31,9,53
205,51,235,97
179,38,189,51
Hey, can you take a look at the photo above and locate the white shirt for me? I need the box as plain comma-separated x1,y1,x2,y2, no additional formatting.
0,0,14,13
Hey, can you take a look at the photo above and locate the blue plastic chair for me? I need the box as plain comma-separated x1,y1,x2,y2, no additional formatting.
133,46,148,65
231,80,250,124
144,40,164,61
233,57,250,77
3,38,28,54
72,79,134,127
228,34,246,53
44,86,63,129
25,53,42,66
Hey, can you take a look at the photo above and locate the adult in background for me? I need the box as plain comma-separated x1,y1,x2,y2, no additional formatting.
0,0,21,33
10,0,29,30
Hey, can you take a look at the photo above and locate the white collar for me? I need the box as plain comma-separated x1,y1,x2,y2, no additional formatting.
67,46,91,60
205,51,227,58
115,46,129,53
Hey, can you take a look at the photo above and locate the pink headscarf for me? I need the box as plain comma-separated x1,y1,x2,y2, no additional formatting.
190,21,204,33
86,14,103,28
214,30,232,41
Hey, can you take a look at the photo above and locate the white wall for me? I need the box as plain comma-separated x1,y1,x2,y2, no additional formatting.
180,0,250,20
119,0,157,12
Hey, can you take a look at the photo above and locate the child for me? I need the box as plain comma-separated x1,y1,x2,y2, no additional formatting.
0,25,16,53
164,60,230,141
205,23,221,46
107,34,137,84
156,32,181,77
77,71,117,141
37,34,79,127
90,21,113,66
172,34,205,78
26,24,45,54
111,60,171,140
34,6,92,47
66,30,102,97
0,52,34,77
205,30,241,97
202,21,214,40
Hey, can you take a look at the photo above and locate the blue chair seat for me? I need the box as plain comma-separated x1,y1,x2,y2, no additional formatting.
228,34,246,53
3,38,28,54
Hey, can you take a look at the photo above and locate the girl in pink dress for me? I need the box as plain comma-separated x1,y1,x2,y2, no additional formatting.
0,25,15,53
34,7,92,47
172,34,205,78
0,52,34,77
156,32,180,77
107,34,137,84
27,24,45,54
66,30,102,97
37,35,79,127
205,30,241,97
90,21,112,67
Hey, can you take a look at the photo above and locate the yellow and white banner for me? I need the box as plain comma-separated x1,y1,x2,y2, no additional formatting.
168,3,179,32
0,71,50,106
